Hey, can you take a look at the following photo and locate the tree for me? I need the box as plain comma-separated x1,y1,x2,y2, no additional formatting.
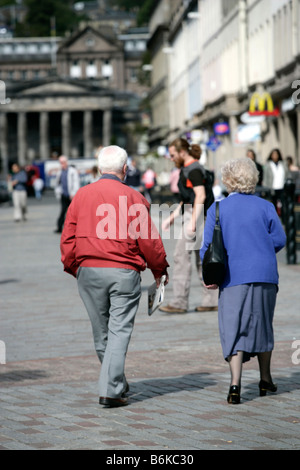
0,0,17,6
15,0,82,37
110,0,156,26
137,0,157,26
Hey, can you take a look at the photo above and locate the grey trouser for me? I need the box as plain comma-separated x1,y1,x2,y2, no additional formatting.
77,267,141,398
12,190,27,221
170,210,218,310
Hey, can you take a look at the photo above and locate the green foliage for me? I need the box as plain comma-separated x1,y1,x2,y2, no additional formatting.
0,0,17,7
110,0,140,11
137,0,156,26
14,0,82,37
110,0,156,26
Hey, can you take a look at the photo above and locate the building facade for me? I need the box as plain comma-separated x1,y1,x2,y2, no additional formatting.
0,24,149,175
147,0,300,171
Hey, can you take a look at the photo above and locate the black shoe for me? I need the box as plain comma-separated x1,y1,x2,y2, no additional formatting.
259,380,277,397
227,385,240,404
99,396,128,408
54,229,62,233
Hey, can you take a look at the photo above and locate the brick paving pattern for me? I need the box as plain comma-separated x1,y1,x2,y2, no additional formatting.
0,194,300,450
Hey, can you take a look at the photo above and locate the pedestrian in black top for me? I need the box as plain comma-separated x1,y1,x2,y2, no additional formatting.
159,138,218,314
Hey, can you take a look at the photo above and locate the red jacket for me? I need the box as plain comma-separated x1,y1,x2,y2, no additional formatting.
60,176,169,279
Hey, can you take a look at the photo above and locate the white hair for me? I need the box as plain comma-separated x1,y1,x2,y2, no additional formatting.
221,157,259,194
98,146,128,174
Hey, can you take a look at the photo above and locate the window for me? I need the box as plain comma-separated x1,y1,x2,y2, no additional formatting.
102,60,113,79
3,44,12,54
28,44,38,54
40,43,51,53
16,44,25,54
86,37,95,48
136,40,146,51
86,60,97,78
70,60,82,78
125,41,134,51
129,67,138,83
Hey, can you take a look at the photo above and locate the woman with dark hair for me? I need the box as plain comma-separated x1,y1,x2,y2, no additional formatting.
246,148,263,186
263,148,286,215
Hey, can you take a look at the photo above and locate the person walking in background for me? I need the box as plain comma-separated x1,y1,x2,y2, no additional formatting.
160,137,218,314
125,159,142,192
60,145,169,408
33,176,44,200
54,155,80,233
89,165,100,183
9,163,28,222
142,166,156,202
200,158,286,405
246,148,263,187
286,156,299,174
263,148,286,216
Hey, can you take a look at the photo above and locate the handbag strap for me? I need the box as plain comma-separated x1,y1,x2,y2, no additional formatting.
215,201,220,225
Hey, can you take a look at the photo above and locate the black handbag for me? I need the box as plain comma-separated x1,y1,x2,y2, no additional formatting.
202,201,226,286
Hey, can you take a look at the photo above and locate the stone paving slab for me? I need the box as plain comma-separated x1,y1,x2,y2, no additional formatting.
0,196,300,451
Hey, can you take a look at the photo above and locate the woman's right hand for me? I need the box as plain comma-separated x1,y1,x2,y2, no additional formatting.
203,283,219,290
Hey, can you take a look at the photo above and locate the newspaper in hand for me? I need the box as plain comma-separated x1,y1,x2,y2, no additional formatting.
148,275,166,316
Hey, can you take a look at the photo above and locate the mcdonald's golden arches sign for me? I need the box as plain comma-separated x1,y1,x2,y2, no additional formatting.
249,92,279,117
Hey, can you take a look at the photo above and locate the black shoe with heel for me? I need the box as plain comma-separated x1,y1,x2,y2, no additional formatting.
259,380,277,397
227,385,240,404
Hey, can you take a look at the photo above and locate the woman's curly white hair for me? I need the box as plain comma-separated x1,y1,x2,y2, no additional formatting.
221,158,259,194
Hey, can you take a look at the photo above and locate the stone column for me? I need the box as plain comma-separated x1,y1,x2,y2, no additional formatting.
17,112,27,166
103,109,112,147
39,111,50,161
62,111,71,157
84,110,93,158
0,113,9,177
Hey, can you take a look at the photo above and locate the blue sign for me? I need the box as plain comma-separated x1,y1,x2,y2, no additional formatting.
206,136,222,152
214,122,230,135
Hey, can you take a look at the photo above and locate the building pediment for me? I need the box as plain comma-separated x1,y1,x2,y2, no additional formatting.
20,81,92,96
58,26,122,55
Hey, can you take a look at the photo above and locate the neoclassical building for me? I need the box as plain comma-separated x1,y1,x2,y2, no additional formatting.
0,24,149,174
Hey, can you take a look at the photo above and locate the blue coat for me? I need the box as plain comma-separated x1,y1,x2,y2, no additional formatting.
200,193,286,288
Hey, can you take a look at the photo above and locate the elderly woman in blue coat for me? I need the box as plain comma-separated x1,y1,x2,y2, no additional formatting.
200,158,286,404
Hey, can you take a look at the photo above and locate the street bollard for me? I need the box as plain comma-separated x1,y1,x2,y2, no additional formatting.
284,178,297,265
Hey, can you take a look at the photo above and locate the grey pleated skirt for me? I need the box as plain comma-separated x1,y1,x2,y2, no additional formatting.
218,283,278,363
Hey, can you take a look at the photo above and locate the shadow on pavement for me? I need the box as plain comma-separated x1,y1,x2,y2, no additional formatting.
0,369,49,383
241,370,300,403
127,372,216,403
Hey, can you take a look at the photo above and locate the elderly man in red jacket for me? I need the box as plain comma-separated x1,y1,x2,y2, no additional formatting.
61,145,169,408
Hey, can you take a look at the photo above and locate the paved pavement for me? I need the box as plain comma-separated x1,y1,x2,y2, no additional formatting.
0,192,300,452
